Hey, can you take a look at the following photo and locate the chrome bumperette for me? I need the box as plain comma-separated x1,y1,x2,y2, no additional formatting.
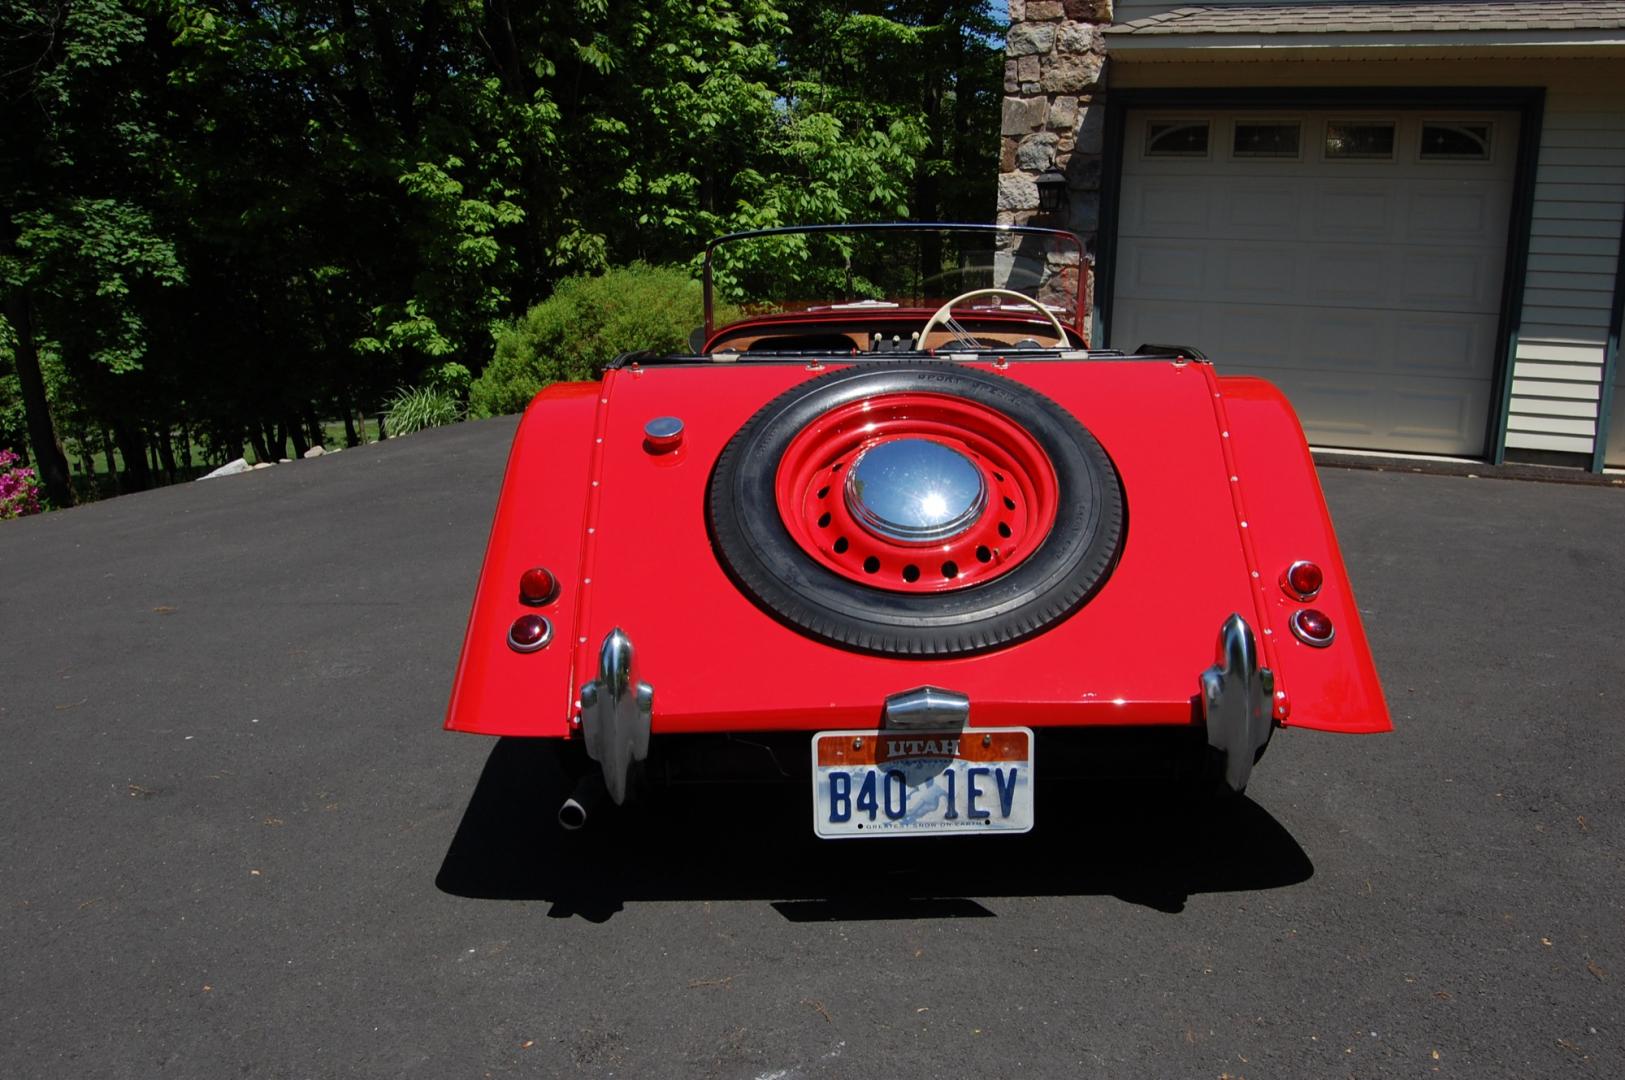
1199,613,1275,793
579,627,654,805
844,438,987,544
883,685,971,730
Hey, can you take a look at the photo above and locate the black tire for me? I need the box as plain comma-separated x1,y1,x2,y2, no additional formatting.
707,364,1125,657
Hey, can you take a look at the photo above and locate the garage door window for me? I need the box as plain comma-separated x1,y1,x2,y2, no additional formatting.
1233,122,1301,159
1324,120,1395,160
1145,121,1209,158
1420,122,1493,161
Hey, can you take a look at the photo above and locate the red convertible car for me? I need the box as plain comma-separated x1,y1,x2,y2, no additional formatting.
446,224,1390,838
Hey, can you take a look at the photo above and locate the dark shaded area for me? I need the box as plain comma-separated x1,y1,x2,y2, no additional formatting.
435,736,1313,922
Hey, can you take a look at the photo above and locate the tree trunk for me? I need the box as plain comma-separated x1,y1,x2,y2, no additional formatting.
0,278,73,508
157,427,178,480
111,416,153,492
100,427,118,483
286,416,309,457
247,425,271,465
305,411,324,448
339,388,360,447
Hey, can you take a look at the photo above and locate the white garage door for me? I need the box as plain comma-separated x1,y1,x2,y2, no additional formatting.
1112,109,1519,455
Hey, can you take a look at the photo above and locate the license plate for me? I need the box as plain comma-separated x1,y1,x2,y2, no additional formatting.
811,727,1034,839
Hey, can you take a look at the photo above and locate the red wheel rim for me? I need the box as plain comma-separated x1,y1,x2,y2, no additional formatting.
774,392,1060,593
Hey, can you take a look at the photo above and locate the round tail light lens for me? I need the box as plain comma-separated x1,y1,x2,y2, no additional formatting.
1282,560,1323,601
519,566,559,606
508,614,553,653
1290,608,1334,647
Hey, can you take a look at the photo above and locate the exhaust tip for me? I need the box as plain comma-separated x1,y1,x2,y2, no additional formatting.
557,798,588,831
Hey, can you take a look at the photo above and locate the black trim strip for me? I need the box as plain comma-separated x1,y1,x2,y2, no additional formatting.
1594,208,1625,472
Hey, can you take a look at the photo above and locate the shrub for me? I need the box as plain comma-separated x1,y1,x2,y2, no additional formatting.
470,263,704,418
0,449,44,519
385,384,465,435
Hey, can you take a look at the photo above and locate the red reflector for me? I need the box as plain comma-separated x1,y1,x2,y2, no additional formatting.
508,614,553,653
1290,608,1334,647
1283,560,1323,600
519,566,558,606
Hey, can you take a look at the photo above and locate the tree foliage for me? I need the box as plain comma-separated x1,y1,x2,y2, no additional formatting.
471,263,706,418
0,0,1005,501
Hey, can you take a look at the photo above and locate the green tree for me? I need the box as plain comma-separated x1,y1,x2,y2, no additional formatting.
1,0,1007,508
471,263,706,418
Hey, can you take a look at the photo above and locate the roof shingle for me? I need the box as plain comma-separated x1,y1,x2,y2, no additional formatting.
1106,2,1625,36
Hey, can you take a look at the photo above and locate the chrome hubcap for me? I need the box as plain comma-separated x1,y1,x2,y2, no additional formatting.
844,438,987,544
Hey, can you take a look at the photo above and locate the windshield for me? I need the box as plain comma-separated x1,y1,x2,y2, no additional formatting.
703,224,1086,336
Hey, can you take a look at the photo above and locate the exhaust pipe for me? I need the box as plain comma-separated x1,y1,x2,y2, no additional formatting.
558,773,608,831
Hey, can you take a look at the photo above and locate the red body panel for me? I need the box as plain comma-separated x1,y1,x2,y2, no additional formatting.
1213,376,1390,734
444,382,600,739
445,359,1391,739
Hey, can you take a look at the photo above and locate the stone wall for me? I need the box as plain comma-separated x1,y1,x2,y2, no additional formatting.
997,1,1113,325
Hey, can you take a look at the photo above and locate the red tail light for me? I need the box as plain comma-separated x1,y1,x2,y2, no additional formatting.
508,614,553,653
519,566,559,606
1290,608,1334,647
1282,560,1323,601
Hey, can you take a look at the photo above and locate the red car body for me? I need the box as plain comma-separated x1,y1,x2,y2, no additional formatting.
445,225,1389,832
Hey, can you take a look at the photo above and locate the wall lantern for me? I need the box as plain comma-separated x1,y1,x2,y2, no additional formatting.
1036,170,1068,214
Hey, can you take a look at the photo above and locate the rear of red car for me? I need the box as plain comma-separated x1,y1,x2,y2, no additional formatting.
445,225,1389,838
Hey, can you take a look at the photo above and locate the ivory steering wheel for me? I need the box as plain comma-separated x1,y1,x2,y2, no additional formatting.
918,287,1070,350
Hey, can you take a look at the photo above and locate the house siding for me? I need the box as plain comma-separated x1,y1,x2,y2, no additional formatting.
1506,93,1625,455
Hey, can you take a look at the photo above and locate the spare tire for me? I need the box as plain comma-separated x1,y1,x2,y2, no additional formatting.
707,364,1124,656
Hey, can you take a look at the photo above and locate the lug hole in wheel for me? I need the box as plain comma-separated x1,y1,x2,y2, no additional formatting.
976,545,992,563
902,564,920,583
941,561,958,579
863,555,880,574
816,486,829,499
998,522,1012,538
834,536,849,554
817,512,831,528
1003,496,1016,511
993,471,1005,482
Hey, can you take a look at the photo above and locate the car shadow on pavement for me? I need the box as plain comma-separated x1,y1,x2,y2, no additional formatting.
435,738,1313,923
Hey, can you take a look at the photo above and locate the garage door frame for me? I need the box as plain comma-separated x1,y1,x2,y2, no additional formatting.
1098,86,1546,462
1598,219,1625,471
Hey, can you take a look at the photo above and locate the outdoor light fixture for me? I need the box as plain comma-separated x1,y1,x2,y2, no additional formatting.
1036,170,1068,214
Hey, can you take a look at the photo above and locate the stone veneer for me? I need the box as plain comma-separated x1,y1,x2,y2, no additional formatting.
997,0,1112,326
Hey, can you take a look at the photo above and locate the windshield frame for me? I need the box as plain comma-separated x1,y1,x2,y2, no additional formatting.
701,222,1088,339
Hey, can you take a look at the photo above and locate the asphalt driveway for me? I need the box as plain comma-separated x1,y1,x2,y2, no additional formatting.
2,418,1621,1078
